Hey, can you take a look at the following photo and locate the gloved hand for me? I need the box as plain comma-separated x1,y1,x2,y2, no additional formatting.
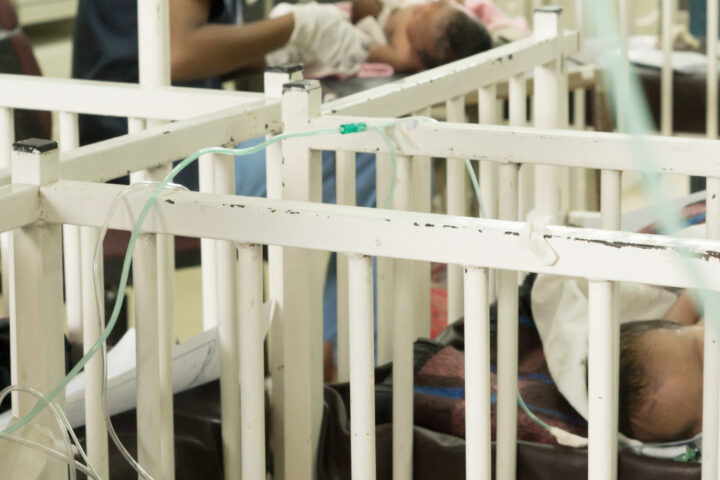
267,2,371,77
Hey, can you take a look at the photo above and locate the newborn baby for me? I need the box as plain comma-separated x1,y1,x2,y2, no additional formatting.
532,273,706,444
354,0,493,71
619,292,704,442
266,0,491,77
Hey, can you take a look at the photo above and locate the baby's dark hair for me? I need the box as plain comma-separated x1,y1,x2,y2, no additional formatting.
618,319,683,438
419,10,492,69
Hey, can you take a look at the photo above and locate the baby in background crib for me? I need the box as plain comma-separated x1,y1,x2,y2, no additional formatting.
351,0,492,72
266,0,495,76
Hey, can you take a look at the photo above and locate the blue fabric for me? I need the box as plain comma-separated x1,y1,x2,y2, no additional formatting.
687,212,706,226
413,387,585,426
234,140,378,343
414,386,465,400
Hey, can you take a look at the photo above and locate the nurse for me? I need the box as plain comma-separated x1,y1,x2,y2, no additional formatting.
72,0,378,380
72,0,371,145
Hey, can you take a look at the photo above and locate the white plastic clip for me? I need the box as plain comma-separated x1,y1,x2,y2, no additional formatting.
395,116,437,151
520,215,559,266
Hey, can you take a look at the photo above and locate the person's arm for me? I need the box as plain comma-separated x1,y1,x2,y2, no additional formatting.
170,0,294,82
664,290,702,326
351,0,384,23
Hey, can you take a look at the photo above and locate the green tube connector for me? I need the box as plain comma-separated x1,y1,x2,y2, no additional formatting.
339,122,367,134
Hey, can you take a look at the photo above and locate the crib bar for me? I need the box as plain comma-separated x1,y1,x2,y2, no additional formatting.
446,95,466,324
238,243,266,480
533,7,564,223
588,169,621,480
478,84,498,304
307,116,720,177
10,141,66,480
478,85,498,219
708,0,719,139
59,112,84,349
496,162,520,480
348,253,376,480
661,0,675,136
587,279,619,480
573,90,586,131
136,14,177,474
264,68,302,436
464,266,491,480
272,80,324,480
393,154,415,480
263,65,303,394
133,233,166,479
199,154,218,331
392,255,414,480
0,106,13,318
133,164,177,480
509,74,531,222
376,151,395,364
573,0,584,33
590,170,621,480
570,89,590,211
0,74,263,121
336,150,356,383
324,31,579,118
702,177,720,480
600,170,622,230
50,180,720,291
412,106,432,340
137,0,170,90
213,153,242,480
0,102,279,189
80,225,110,480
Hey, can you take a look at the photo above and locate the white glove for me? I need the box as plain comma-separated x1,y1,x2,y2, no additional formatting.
267,2,371,77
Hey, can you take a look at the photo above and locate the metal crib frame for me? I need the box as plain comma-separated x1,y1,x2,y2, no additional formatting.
2,3,720,480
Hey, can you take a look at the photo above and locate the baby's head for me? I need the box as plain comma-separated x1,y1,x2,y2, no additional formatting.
387,1,492,70
619,319,704,442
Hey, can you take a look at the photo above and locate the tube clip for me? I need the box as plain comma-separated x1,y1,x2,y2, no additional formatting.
520,215,559,266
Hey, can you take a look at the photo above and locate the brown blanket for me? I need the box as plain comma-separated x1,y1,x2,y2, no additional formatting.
414,345,587,445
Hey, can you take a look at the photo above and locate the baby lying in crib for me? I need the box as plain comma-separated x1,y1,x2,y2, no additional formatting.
351,0,492,71
618,291,703,443
532,274,704,444
266,0,492,76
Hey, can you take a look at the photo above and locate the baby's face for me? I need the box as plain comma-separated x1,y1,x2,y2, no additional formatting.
632,325,704,442
385,1,460,70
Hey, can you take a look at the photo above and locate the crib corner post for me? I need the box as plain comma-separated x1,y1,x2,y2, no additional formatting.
264,63,304,101
270,78,323,480
264,63,305,202
10,139,67,480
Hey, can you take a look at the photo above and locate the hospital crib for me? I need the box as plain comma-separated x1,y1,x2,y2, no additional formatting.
0,5,717,480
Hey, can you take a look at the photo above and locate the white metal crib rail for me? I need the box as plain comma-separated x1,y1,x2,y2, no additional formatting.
0,9,584,478
4,156,720,480
9,3,720,480
0,81,279,480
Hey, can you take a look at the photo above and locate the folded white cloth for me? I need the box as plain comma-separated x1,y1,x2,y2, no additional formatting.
532,276,678,419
